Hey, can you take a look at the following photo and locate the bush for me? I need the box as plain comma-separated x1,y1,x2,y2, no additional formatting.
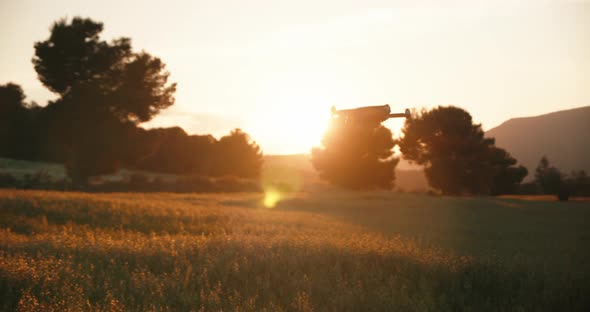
213,176,261,192
22,170,52,189
0,171,17,187
0,168,260,193
557,185,571,202
127,173,151,191
515,182,538,195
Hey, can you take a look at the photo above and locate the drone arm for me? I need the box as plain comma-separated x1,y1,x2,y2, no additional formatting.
389,109,411,119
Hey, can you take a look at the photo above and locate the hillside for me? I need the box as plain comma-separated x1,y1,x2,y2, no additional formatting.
486,106,590,177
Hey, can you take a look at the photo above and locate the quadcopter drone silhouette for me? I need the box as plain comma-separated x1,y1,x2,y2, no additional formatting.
330,104,411,123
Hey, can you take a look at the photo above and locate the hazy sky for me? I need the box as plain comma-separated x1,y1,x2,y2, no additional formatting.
1,0,589,154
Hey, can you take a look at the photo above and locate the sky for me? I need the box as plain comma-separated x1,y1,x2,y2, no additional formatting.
1,0,589,154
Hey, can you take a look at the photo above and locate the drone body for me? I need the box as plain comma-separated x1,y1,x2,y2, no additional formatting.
331,104,410,124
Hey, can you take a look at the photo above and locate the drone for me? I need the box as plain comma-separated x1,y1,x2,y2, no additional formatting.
330,104,411,123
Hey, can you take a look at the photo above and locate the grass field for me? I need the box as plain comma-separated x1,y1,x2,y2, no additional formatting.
0,190,589,311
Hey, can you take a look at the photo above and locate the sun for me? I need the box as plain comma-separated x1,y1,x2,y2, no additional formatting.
245,107,330,154
244,80,334,154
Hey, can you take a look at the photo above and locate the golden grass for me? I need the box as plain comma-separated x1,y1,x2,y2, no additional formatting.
0,190,589,311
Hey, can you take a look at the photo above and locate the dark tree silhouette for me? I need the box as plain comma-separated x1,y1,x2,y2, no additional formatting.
106,52,176,124
33,17,175,124
312,114,399,189
488,147,528,195
33,18,132,95
212,129,263,178
0,83,27,159
133,127,215,174
534,156,564,195
569,170,590,196
63,119,134,184
0,83,41,160
532,157,590,200
1,17,264,188
32,17,176,184
0,83,26,112
131,128,262,179
399,106,526,195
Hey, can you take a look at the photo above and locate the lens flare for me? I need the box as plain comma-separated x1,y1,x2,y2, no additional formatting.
263,189,282,208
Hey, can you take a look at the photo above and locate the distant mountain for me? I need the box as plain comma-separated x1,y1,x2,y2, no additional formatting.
486,106,590,178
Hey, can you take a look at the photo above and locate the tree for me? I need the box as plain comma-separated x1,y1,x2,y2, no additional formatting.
131,128,262,179
133,127,216,175
399,106,526,195
0,83,26,159
0,83,26,113
534,156,563,195
33,17,132,95
212,129,263,178
569,170,590,196
311,113,399,189
488,147,528,195
32,17,176,184
0,83,41,160
33,17,175,124
63,119,133,184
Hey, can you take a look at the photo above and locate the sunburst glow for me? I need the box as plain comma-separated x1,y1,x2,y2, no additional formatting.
244,79,334,154
263,189,282,208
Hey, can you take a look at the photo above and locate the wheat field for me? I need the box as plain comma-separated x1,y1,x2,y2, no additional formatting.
0,190,589,311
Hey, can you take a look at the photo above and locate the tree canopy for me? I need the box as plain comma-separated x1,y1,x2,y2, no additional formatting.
29,17,178,183
1,17,262,186
0,83,41,160
399,106,527,195
0,83,26,113
33,17,175,124
132,128,262,179
534,156,563,195
311,113,399,189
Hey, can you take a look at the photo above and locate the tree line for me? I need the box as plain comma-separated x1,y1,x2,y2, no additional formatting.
312,106,589,199
532,156,590,200
2,17,586,198
0,17,262,186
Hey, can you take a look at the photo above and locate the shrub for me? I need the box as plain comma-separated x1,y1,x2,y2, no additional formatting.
0,171,17,187
22,170,52,189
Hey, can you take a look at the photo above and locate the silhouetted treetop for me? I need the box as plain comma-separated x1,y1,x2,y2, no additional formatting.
214,129,263,178
534,156,563,195
488,146,528,195
0,83,26,114
33,17,132,94
132,128,263,179
33,17,175,124
399,106,527,195
0,83,42,160
108,52,176,123
312,113,399,190
400,106,492,166
3,16,262,185
28,16,177,183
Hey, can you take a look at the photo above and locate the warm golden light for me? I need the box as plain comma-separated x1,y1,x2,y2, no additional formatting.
244,83,333,154
263,189,282,208
1,1,588,155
